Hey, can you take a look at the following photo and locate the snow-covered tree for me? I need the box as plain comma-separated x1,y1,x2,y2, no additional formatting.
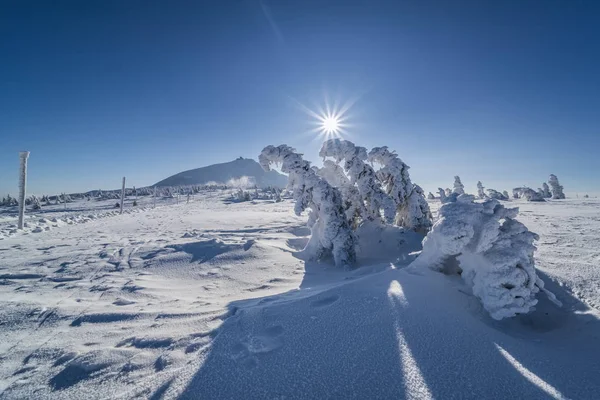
438,188,447,202
476,181,486,199
1,194,18,207
234,189,251,202
413,195,561,320
259,144,356,267
29,195,41,210
541,182,552,198
513,187,545,202
502,190,510,200
427,192,435,200
537,188,545,199
317,159,364,229
319,139,395,225
367,146,432,232
453,176,465,195
487,189,508,201
548,174,565,199
445,188,452,197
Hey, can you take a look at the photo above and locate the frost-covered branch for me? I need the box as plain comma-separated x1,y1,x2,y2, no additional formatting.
319,139,396,225
367,146,432,232
316,160,364,229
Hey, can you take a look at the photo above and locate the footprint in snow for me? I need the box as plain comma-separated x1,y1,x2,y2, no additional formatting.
230,325,285,368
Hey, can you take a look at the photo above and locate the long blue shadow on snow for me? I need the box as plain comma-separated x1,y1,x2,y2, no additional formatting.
174,252,600,399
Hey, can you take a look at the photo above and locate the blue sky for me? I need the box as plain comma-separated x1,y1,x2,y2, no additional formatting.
1,0,599,196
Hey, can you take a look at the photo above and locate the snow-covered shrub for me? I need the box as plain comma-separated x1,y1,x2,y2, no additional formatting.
59,193,73,203
427,192,435,200
502,190,510,200
367,146,432,232
259,145,356,267
477,181,487,199
487,189,508,201
414,195,560,320
548,174,565,199
319,139,395,225
541,182,552,198
453,176,465,195
1,194,18,207
438,188,447,202
30,195,42,210
513,187,545,202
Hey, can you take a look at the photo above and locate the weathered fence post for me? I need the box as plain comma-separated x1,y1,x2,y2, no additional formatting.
17,151,29,229
120,177,125,214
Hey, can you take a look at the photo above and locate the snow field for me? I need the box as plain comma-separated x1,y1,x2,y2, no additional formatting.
0,192,598,399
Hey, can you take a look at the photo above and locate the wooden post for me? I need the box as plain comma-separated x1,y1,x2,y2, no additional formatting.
17,151,29,229
120,177,125,214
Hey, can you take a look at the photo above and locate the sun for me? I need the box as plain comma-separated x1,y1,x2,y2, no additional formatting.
321,114,340,134
290,92,363,141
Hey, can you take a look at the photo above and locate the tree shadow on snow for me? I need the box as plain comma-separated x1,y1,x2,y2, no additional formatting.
172,233,600,399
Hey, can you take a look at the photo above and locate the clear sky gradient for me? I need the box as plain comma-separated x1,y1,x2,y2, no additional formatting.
1,0,599,196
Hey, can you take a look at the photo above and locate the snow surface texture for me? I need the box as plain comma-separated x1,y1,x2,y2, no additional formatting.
0,191,600,399
413,195,559,320
259,145,356,267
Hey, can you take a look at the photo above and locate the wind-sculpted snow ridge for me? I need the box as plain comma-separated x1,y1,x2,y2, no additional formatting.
367,146,432,233
259,145,356,267
414,194,561,320
319,139,396,225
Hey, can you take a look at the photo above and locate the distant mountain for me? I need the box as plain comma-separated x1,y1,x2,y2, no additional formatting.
153,158,288,188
